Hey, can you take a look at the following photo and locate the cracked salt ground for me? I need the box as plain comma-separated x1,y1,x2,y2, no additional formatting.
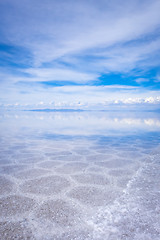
55,162,88,174
71,173,110,186
0,139,159,239
20,175,71,195
90,150,160,240
33,198,83,236
0,112,160,239
13,168,51,180
37,161,63,169
68,186,121,207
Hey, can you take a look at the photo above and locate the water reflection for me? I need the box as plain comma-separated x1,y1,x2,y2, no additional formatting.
0,110,160,137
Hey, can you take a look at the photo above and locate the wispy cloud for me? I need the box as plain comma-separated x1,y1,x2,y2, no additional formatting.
0,0,160,106
1,0,160,67
135,78,149,84
23,68,99,83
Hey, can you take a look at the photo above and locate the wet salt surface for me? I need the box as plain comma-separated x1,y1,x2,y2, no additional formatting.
0,111,160,239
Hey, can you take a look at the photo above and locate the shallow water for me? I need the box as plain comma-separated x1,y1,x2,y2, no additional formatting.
0,110,160,239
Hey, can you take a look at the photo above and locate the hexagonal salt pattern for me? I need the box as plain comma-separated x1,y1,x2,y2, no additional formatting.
14,168,50,180
0,127,159,240
71,173,109,186
35,199,81,227
55,162,88,174
20,175,70,195
91,157,160,240
68,186,120,207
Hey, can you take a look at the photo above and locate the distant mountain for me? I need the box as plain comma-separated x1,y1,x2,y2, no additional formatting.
28,109,84,112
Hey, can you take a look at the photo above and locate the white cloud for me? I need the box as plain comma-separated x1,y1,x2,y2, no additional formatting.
23,68,99,83
144,97,155,103
84,38,160,73
1,0,160,70
0,67,99,84
0,0,160,106
1,81,160,108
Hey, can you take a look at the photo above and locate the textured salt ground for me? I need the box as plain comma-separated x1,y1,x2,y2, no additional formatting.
37,160,62,169
55,162,88,174
94,158,134,168
0,221,35,240
68,186,121,207
90,150,160,240
71,173,110,186
0,164,29,175
0,176,14,195
0,137,159,240
13,168,51,180
34,199,82,229
20,175,71,195
0,195,36,218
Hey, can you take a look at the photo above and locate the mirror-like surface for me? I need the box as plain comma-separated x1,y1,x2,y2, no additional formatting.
0,110,160,240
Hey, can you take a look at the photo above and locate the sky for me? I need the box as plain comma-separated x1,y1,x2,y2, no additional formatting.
0,0,160,109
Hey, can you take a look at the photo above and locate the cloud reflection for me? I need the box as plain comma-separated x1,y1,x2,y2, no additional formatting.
0,111,160,137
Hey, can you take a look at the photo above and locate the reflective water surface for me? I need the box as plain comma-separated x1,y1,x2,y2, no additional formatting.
0,110,160,239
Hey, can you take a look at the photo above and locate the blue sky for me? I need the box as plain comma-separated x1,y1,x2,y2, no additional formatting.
0,0,160,108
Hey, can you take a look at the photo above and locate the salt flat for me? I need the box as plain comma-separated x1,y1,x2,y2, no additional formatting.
0,111,160,240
